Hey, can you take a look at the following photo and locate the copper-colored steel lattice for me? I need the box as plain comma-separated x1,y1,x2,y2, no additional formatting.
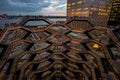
0,18,120,80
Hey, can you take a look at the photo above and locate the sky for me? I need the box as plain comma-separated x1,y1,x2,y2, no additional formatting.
0,0,67,16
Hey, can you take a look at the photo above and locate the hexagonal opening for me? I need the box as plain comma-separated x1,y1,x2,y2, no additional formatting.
66,20,94,31
22,19,51,30
1,29,29,44
87,30,110,44
67,32,88,40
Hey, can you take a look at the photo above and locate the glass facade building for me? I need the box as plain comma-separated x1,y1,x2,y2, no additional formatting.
67,0,112,26
108,0,120,26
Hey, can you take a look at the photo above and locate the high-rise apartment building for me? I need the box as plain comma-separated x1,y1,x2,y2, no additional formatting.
67,0,112,26
108,0,120,26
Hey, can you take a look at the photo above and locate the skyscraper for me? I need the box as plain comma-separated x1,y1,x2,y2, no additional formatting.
108,0,120,26
67,0,112,26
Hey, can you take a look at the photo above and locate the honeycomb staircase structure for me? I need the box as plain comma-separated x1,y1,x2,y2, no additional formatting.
0,18,120,80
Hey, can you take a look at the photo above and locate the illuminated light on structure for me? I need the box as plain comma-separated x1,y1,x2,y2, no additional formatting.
93,43,99,49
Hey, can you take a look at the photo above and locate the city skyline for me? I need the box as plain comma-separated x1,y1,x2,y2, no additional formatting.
0,0,67,16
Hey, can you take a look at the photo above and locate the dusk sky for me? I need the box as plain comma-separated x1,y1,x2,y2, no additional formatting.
0,0,67,16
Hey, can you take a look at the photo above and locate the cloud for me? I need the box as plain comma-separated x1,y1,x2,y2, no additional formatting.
0,0,67,16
